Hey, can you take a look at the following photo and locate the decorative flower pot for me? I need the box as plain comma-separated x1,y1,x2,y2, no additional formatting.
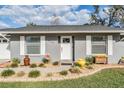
24,55,30,66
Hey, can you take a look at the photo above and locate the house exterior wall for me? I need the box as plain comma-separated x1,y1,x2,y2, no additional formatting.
108,35,124,64
74,34,86,60
10,33,122,64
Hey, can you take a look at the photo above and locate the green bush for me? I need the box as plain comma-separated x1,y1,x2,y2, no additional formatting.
46,72,53,77
53,61,60,66
38,63,44,67
16,71,25,77
85,56,94,65
30,64,37,68
28,70,40,78
69,67,82,74
12,58,20,64
10,62,18,68
74,62,82,67
42,58,49,64
86,65,93,69
59,70,68,76
1,69,15,77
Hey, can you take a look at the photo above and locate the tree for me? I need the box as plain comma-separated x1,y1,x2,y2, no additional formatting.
90,5,124,27
26,23,37,27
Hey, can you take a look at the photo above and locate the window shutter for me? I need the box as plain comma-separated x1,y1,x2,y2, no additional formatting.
20,36,25,55
108,35,113,55
40,36,45,55
86,35,91,55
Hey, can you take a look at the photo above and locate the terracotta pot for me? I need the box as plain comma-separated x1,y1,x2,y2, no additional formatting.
24,55,30,66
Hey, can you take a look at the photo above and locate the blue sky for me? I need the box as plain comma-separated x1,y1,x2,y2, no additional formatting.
0,5,108,29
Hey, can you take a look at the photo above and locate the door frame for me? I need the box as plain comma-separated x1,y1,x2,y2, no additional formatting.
60,36,72,60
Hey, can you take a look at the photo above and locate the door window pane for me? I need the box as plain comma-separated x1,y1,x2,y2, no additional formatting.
62,38,70,43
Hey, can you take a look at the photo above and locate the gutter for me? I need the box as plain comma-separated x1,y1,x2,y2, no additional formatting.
0,30,123,34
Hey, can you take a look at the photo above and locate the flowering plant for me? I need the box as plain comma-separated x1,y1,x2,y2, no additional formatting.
42,53,50,63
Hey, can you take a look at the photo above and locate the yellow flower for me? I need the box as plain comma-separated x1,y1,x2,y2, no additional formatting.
76,58,86,67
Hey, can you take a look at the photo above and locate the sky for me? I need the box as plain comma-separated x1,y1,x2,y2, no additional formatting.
0,5,108,29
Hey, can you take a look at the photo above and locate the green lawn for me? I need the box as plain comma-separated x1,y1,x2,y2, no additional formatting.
1,68,124,88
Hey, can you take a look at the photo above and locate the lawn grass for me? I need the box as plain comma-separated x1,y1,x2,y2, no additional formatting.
1,68,124,88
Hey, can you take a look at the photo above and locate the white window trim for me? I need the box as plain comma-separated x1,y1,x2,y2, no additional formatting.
20,36,46,56
20,36,25,55
40,36,45,55
108,35,113,55
86,35,91,55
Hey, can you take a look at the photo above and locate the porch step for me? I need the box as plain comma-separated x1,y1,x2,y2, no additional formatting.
60,60,73,65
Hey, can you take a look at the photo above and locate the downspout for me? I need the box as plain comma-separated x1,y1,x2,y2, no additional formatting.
0,33,9,41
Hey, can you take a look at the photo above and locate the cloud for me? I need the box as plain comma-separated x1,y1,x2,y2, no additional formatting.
0,21,10,29
0,5,91,27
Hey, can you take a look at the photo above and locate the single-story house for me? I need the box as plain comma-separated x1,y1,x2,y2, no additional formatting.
0,25,124,64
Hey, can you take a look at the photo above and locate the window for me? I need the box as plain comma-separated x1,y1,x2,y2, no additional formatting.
25,36,40,54
92,36,107,54
62,38,70,43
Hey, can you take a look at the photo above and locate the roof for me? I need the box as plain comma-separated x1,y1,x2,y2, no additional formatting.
0,25,124,34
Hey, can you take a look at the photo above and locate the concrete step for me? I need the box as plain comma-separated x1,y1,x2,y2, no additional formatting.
60,60,73,65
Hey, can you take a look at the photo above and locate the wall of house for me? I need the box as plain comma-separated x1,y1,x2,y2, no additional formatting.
74,34,86,60
10,33,123,64
10,34,86,63
108,34,124,64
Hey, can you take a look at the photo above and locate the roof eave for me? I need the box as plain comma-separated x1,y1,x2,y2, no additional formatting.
0,30,123,34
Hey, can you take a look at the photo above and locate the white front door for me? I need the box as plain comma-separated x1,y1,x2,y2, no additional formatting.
0,38,10,59
61,36,72,60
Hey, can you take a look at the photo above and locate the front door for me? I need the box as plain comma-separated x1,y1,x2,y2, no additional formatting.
61,36,72,60
0,38,10,59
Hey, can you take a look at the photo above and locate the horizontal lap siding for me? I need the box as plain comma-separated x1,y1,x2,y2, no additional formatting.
10,35,44,62
108,34,124,64
46,35,60,62
74,35,86,61
10,35,20,59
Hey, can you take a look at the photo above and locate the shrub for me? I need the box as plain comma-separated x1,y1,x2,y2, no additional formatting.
10,62,18,68
69,67,82,74
46,72,53,77
59,70,68,76
30,64,37,68
16,71,25,77
85,56,94,65
53,61,60,66
38,63,44,67
28,70,40,78
1,69,15,77
86,65,93,69
12,58,20,64
42,54,50,64
42,58,50,64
